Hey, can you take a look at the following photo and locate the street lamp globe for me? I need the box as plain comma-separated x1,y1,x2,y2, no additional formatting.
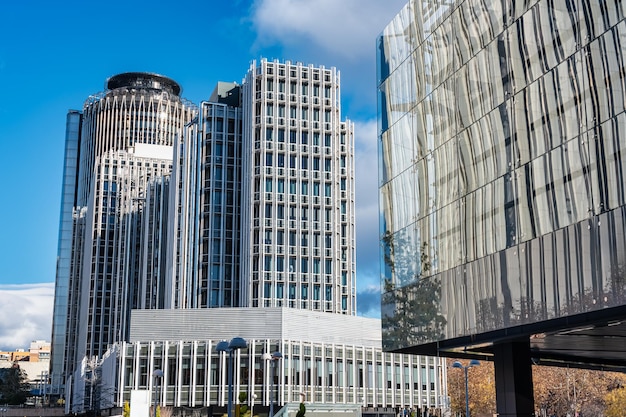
452,360,480,417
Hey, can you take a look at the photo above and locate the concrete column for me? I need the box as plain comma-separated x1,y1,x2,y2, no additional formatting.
493,340,535,417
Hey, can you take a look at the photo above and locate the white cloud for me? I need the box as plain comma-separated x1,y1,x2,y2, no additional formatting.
250,0,407,61
0,283,54,350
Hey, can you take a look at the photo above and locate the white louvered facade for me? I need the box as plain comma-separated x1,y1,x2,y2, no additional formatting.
106,309,447,410
241,60,357,314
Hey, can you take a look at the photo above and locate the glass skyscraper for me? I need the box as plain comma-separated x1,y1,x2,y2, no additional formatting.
379,0,626,415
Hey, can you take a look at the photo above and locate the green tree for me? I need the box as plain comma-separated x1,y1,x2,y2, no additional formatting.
296,402,306,417
238,392,249,417
0,365,30,405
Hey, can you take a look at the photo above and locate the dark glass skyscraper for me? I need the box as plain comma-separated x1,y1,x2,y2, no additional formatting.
379,1,626,415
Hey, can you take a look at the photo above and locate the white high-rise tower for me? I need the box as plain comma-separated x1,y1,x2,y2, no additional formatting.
51,72,197,394
241,60,356,313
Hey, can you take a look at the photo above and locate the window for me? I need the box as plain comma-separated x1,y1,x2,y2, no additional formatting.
277,179,284,193
313,158,320,171
289,283,296,299
266,153,273,166
313,259,320,274
302,132,308,144
278,129,285,142
289,257,296,272
264,256,272,271
265,179,272,192
313,182,320,196
277,256,284,272
301,258,309,273
301,157,308,170
301,285,308,299
325,134,331,146
324,183,331,197
290,130,297,143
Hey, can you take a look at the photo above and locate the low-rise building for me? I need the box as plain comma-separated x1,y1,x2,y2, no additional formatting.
84,308,447,415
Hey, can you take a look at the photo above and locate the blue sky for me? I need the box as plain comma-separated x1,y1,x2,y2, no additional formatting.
0,0,406,349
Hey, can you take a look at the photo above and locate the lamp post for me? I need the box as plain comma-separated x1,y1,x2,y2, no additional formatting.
152,369,163,417
452,360,480,417
250,393,257,417
262,351,282,417
216,338,247,417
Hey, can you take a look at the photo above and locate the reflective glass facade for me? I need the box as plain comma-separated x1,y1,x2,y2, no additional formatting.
378,0,626,354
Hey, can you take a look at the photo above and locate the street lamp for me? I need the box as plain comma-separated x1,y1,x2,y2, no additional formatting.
452,360,480,417
152,369,163,417
216,338,248,417
262,351,282,417
250,393,258,417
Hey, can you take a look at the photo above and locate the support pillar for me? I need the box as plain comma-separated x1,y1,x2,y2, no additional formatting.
493,340,535,417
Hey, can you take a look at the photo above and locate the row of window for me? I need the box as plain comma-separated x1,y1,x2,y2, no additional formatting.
260,75,333,96
264,61,333,81
264,103,334,120
123,343,439,393
257,128,348,145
